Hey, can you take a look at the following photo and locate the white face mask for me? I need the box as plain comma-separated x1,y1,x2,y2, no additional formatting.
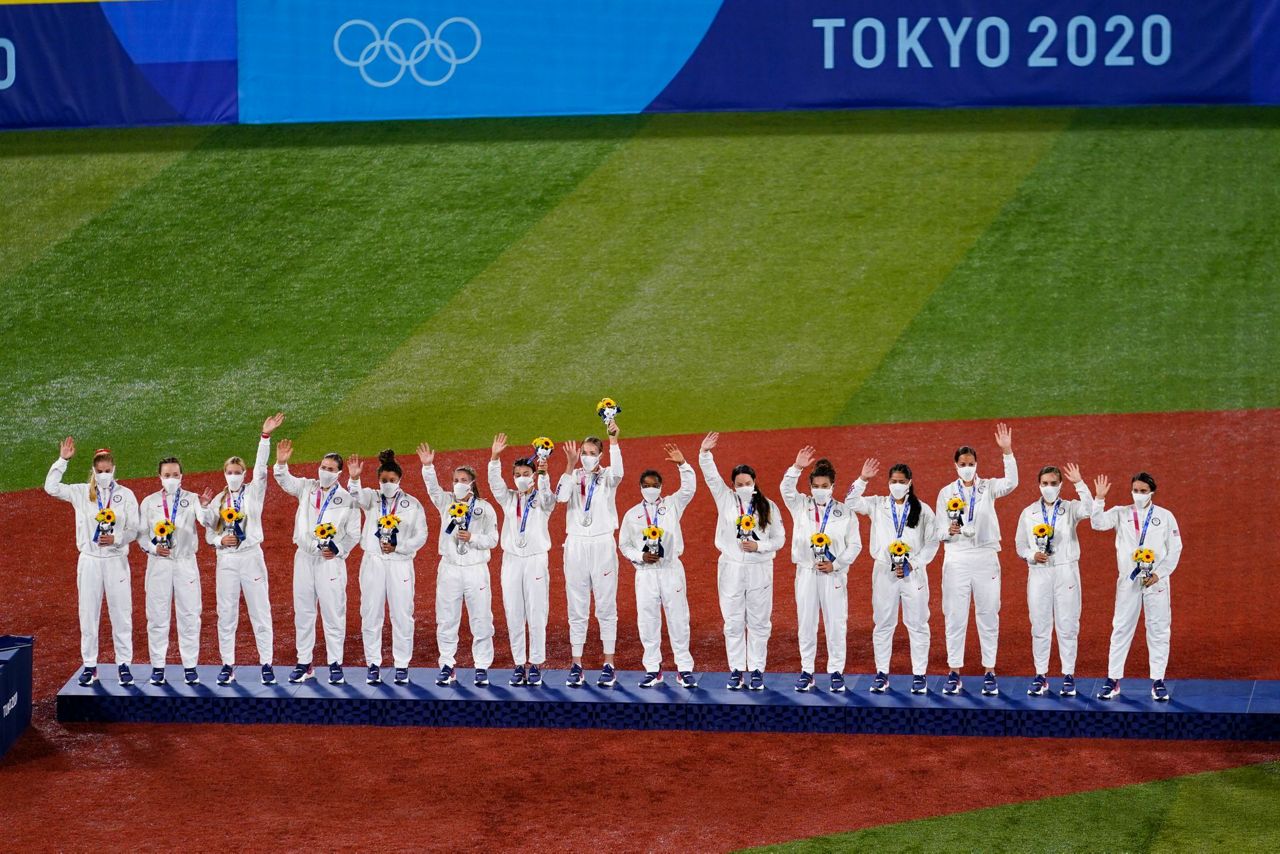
94,470,114,489
225,472,245,491
1039,484,1061,502
641,486,661,503
317,469,339,488
888,482,910,500
380,481,400,499
811,487,833,505
734,485,755,502
161,476,182,495
453,481,472,500
580,454,600,472
1132,490,1152,508
956,465,977,483
514,475,534,492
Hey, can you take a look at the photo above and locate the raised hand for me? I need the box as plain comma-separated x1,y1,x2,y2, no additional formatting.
794,445,817,469
663,443,686,465
59,436,76,460
346,454,363,480
700,432,719,453
607,421,620,440
995,422,1013,453
1093,474,1111,500
536,456,549,474
262,412,285,436
562,440,580,468
1063,462,1082,484
199,486,215,508
860,458,881,481
416,442,434,466
491,433,507,460
276,439,293,465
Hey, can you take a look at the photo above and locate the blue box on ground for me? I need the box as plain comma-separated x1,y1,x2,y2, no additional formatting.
0,636,34,760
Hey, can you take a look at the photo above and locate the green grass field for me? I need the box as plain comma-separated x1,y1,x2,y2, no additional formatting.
3,106,1276,493
4,104,1279,848
754,761,1280,853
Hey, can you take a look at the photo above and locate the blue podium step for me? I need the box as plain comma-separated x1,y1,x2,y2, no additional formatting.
55,666,1280,740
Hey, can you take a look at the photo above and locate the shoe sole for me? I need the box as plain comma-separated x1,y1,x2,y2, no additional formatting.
1152,694,1170,701
597,680,616,688
475,681,490,687
830,686,847,693
748,684,764,691
727,684,743,691
870,685,887,694
1059,688,1076,697
394,680,409,686
794,685,813,693
911,686,928,695
262,679,277,686
982,688,999,696
527,679,542,687
681,682,698,690
1027,688,1047,696
289,672,315,684
943,686,960,695
436,679,456,687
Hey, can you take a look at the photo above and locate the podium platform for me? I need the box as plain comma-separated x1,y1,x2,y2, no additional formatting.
56,667,1280,740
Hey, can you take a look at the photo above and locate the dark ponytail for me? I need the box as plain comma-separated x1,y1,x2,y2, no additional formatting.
731,463,772,529
888,462,922,529
810,458,837,485
377,449,403,478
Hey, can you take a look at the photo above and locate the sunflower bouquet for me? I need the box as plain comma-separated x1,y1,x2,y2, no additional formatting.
220,505,246,542
946,495,967,530
152,519,176,550
446,502,471,554
810,531,834,563
1032,522,1055,556
736,513,756,540
596,397,621,425
888,539,913,578
314,521,338,554
94,507,116,539
642,525,665,558
1130,547,1156,581
377,513,401,547
532,437,555,462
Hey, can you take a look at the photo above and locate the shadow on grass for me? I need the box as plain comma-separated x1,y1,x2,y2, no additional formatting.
2,104,1278,158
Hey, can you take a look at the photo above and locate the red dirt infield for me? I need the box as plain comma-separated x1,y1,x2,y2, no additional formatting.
1,409,1276,851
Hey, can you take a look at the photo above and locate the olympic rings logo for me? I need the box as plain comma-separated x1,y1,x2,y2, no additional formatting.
334,18,480,88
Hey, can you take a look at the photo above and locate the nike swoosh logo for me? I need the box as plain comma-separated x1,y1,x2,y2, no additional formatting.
535,577,542,581
604,572,612,577
675,588,683,593
253,577,262,582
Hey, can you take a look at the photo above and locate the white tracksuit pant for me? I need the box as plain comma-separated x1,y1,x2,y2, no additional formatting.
718,557,772,672
502,553,549,666
942,548,1001,671
77,553,133,668
635,561,693,673
871,561,931,676
436,560,494,669
1027,561,1081,676
293,550,347,665
215,548,273,666
360,554,415,669
563,536,619,657
1107,574,1171,680
795,567,847,674
145,555,201,669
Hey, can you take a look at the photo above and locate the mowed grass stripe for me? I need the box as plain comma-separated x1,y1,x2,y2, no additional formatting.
747,760,1280,853
0,118,640,491
838,106,1280,424
298,109,1070,457
0,126,210,276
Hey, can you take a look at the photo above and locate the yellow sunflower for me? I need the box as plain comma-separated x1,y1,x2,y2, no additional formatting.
532,437,554,451
153,520,175,538
1032,523,1054,539
889,540,911,557
221,506,243,525
1133,547,1155,564
314,522,337,539
643,525,663,540
946,496,965,513
810,532,832,548
379,514,401,530
737,514,756,533
95,509,116,525
447,502,469,519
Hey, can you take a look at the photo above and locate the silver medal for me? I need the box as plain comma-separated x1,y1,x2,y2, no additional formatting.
456,539,469,556
582,513,592,527
517,534,528,548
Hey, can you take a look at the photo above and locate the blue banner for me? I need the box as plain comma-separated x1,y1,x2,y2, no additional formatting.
0,636,32,761
0,0,236,130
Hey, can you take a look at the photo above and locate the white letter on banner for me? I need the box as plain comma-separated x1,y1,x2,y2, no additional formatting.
898,18,933,68
853,18,886,69
0,39,14,91
813,18,846,70
937,17,972,68
976,17,1009,68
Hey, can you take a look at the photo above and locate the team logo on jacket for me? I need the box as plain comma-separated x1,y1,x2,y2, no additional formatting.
833,508,843,517
977,485,987,494
400,499,410,508
1151,517,1162,525
111,494,122,503
657,506,667,515
333,496,344,505
472,506,483,517
180,499,190,508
